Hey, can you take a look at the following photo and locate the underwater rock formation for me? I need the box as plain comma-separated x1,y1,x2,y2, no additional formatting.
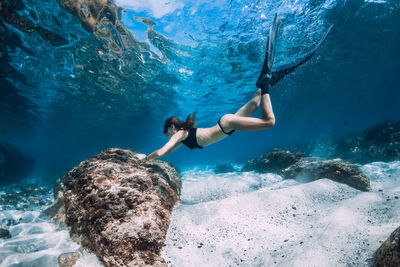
57,252,80,267
214,163,235,174
334,121,400,164
242,149,303,173
0,142,34,186
242,149,370,191
45,148,181,266
281,158,370,191
0,228,11,239
287,121,400,164
374,226,400,267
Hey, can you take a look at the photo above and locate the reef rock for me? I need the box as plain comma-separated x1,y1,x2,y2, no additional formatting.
0,228,11,239
281,158,370,191
286,121,400,164
374,226,400,267
335,121,400,163
242,149,303,173
243,149,370,191
45,148,181,267
57,252,80,267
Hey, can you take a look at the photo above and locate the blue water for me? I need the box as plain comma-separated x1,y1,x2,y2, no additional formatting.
1,1,399,178
1,1,400,265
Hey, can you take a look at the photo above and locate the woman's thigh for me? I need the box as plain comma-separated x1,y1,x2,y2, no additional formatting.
220,114,270,131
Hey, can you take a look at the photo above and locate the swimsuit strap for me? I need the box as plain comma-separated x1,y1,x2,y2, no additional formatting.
218,118,235,135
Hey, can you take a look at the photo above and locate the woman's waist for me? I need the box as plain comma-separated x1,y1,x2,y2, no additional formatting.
196,125,228,146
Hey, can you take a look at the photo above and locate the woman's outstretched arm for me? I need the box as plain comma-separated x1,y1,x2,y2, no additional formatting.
145,131,186,161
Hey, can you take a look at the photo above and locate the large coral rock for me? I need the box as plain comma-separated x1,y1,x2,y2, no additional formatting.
242,149,370,191
242,149,302,173
335,121,400,163
281,158,371,191
45,148,181,266
288,121,400,164
374,226,400,267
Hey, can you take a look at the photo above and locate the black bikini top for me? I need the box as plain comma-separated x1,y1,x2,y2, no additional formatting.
181,128,203,150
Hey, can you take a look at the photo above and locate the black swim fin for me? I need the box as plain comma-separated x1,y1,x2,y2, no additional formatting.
269,24,334,87
256,13,282,90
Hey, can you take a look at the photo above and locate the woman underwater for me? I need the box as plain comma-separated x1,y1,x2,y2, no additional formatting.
142,14,330,161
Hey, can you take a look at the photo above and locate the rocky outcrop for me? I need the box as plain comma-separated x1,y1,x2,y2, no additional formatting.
215,163,235,174
335,121,400,164
242,149,303,173
281,158,370,191
0,228,11,239
58,252,80,267
0,142,34,186
242,149,370,191
286,121,400,164
45,148,181,267
374,226,400,267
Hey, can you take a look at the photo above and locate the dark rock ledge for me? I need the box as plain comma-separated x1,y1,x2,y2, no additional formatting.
242,149,371,191
374,226,400,267
45,148,182,267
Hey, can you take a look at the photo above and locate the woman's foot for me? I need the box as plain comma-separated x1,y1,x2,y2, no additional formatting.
256,72,271,89
256,13,281,93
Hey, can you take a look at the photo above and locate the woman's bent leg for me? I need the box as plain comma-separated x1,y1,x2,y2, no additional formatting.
220,92,275,132
234,89,261,117
260,92,275,122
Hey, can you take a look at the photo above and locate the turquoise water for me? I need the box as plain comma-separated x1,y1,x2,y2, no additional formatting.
1,1,400,265
0,0,399,178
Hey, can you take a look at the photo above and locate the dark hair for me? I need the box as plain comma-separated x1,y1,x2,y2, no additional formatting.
163,113,196,133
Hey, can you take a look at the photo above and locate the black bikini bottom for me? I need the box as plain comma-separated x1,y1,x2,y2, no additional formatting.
218,117,235,135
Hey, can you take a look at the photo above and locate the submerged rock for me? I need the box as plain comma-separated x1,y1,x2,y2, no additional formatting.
215,163,235,174
242,149,302,173
281,158,371,191
243,149,370,191
286,121,400,164
58,252,80,267
0,228,11,239
374,226,400,267
335,121,400,163
45,148,181,266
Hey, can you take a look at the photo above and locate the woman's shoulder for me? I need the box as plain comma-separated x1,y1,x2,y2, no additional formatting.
174,129,189,141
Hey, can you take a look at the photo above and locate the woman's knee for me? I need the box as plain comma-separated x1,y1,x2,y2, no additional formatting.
221,114,235,123
262,116,275,128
